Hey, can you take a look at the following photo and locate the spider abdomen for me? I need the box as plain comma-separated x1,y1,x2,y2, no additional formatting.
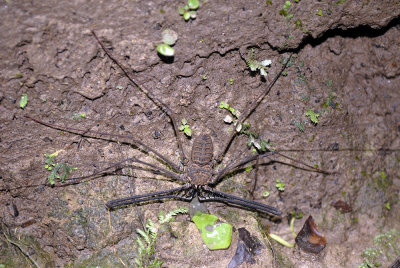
191,134,213,166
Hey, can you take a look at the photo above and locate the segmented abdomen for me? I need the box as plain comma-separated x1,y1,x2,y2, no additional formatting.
191,134,213,166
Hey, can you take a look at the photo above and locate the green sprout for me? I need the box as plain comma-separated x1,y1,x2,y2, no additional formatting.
384,202,391,210
323,91,337,109
245,48,272,77
262,190,270,198
295,121,305,132
279,1,294,21
305,109,320,124
358,229,400,267
157,29,178,57
44,150,77,185
316,10,323,16
135,208,188,268
178,0,199,21
15,72,23,78
201,74,207,80
72,113,86,119
19,93,28,109
275,178,285,191
228,78,234,85
178,118,192,137
268,216,296,247
116,85,123,90
245,165,253,173
156,44,174,57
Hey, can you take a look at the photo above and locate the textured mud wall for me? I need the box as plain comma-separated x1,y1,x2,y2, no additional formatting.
0,0,399,267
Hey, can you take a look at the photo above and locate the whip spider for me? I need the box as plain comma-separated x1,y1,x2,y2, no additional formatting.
26,31,328,217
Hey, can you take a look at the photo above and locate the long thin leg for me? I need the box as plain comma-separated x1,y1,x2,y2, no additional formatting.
91,31,188,165
58,156,185,186
211,149,333,185
106,184,192,209
6,156,184,192
215,53,293,163
200,187,281,216
25,115,181,172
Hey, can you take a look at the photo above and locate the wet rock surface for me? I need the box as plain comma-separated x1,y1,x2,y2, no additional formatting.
0,0,399,267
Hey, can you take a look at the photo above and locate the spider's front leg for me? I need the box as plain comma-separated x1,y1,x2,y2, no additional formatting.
91,31,188,167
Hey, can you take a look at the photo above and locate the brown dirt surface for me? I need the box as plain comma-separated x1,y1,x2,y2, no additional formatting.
1,0,399,267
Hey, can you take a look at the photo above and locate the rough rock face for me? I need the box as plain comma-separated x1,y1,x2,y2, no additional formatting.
0,0,399,267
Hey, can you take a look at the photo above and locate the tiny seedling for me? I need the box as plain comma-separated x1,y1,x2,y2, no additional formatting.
275,178,285,192
305,109,320,125
178,0,199,21
157,29,178,57
72,113,86,119
316,10,323,16
156,44,174,57
295,121,305,132
116,85,123,90
262,190,270,198
178,118,192,137
279,1,294,21
220,101,275,153
245,49,272,77
268,215,297,247
228,78,234,85
44,150,77,185
19,93,28,109
135,208,188,268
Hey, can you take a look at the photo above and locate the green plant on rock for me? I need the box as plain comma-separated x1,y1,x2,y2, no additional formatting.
44,150,77,185
178,118,192,137
178,0,199,21
135,208,188,268
156,29,178,57
245,48,272,77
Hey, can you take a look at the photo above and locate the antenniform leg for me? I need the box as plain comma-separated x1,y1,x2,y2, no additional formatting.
91,31,188,166
215,54,293,163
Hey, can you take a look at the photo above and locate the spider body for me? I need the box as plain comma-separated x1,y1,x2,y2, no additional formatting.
188,134,214,186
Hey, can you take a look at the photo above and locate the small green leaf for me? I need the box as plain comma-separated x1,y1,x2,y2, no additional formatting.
19,93,28,108
181,118,187,125
156,44,174,57
219,101,229,109
192,212,232,250
262,190,270,198
178,125,185,131
283,1,291,9
178,7,185,15
276,178,285,191
316,10,323,16
305,109,320,124
384,202,391,210
187,0,199,10
183,11,191,21
184,127,192,137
